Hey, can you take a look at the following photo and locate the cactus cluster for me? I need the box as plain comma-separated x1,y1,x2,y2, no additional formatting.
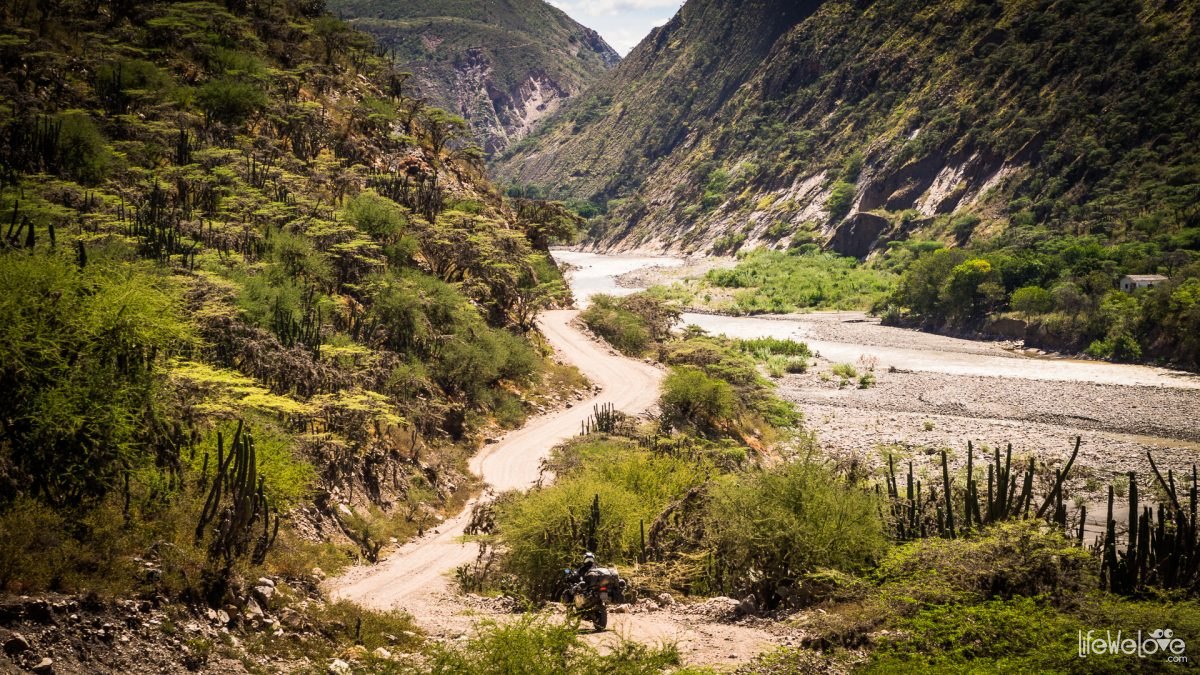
1100,452,1200,594
196,421,279,598
883,437,1080,541
580,402,623,436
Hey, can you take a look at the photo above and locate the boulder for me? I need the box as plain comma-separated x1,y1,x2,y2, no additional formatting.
328,658,351,674
3,632,31,655
252,584,275,608
827,212,892,259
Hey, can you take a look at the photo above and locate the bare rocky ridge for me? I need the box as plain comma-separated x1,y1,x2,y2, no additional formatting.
334,0,619,156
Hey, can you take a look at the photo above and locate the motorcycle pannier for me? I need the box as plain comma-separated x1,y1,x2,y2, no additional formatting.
584,567,620,589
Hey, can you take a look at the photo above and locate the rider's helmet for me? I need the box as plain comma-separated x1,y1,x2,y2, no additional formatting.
583,552,595,563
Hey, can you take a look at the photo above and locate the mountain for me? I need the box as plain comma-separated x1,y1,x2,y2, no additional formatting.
331,0,620,156
0,0,578,652
494,0,1200,257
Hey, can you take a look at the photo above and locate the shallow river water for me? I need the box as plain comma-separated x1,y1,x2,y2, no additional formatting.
554,249,1200,540
554,249,1199,390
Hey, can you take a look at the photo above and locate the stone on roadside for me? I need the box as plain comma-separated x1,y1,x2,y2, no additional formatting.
3,632,30,655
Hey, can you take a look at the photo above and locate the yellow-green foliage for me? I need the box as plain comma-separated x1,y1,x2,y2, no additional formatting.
171,360,316,417
426,614,688,674
704,458,887,603
189,423,316,509
495,438,710,599
0,252,194,507
702,248,897,314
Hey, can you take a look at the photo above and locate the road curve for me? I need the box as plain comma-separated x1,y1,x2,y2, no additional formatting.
327,309,663,613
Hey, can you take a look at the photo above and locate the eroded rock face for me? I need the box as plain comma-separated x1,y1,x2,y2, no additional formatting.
336,0,619,157
453,50,571,155
827,212,892,259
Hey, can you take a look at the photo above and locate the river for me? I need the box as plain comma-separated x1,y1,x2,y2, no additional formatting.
554,249,1199,390
554,248,1200,538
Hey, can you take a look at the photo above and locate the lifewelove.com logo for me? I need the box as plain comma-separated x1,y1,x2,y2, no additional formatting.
1078,629,1188,663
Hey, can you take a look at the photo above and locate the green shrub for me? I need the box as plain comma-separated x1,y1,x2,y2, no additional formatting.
1010,285,1055,315
703,458,886,607
428,615,684,674
343,190,409,242
826,180,857,220
495,439,708,599
736,336,812,359
196,77,267,126
580,293,679,356
660,366,738,433
57,111,113,184
0,253,193,507
703,249,895,313
866,598,1083,673
831,363,858,380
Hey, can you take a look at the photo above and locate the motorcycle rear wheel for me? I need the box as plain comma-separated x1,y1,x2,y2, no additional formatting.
591,604,608,632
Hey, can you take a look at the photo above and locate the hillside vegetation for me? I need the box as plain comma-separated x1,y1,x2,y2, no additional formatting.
495,0,1200,263
330,0,618,156
0,0,589,666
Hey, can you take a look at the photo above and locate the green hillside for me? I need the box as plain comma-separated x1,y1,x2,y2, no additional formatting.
495,0,1200,258
330,0,619,155
0,0,581,659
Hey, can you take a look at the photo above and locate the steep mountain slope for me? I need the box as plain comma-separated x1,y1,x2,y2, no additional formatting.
331,0,619,156
494,0,1200,257
0,0,581,657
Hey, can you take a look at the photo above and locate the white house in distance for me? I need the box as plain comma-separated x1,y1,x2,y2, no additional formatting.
1120,274,1168,292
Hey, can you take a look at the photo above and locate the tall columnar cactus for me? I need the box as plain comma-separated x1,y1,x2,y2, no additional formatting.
196,421,280,602
1100,453,1200,595
885,437,1080,541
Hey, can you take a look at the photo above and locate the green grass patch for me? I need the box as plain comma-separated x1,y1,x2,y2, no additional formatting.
701,249,896,314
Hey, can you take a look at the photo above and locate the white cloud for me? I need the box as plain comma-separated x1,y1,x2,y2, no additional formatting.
550,0,683,55
553,0,682,17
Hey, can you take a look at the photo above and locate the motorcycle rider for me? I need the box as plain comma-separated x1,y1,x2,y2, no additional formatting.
571,552,596,582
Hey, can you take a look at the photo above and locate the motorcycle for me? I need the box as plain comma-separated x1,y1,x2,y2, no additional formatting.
560,566,626,631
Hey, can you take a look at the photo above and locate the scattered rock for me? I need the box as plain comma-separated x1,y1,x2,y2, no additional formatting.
279,607,304,630
736,594,758,616
252,584,275,608
373,647,393,660
3,632,31,655
328,658,351,674
656,593,675,606
32,656,54,673
311,567,326,582
243,598,264,620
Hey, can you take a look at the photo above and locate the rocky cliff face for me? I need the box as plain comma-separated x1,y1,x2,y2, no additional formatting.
333,0,619,156
494,0,1200,256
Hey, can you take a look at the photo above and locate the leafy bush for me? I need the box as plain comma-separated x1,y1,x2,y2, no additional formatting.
57,111,113,184
0,253,193,507
866,598,1083,673
580,293,680,356
1010,285,1054,315
826,180,856,220
660,366,738,434
343,190,409,242
428,615,684,674
703,458,886,607
735,337,812,358
495,439,709,599
196,77,268,127
703,249,895,314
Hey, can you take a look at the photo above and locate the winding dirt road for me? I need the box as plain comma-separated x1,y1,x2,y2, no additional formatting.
327,309,663,619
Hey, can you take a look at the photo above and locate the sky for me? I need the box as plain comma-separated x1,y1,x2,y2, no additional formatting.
549,0,685,56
